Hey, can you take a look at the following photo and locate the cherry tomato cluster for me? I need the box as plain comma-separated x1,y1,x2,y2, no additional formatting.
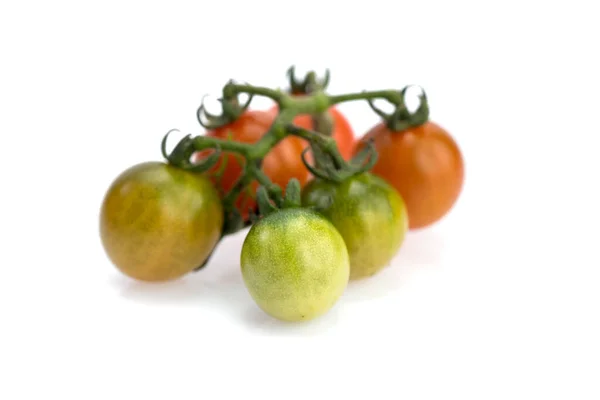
99,68,464,323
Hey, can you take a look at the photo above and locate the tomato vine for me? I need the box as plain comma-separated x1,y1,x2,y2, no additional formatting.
161,68,430,268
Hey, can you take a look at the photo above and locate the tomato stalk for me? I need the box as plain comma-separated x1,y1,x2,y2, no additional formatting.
308,116,335,171
295,69,339,172
222,82,286,106
329,90,403,105
163,68,429,239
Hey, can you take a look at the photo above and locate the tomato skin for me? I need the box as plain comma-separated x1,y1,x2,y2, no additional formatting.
302,173,408,280
240,208,350,322
100,162,223,282
194,110,309,220
355,121,464,229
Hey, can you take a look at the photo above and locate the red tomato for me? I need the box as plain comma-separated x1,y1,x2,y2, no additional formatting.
355,121,464,230
194,110,309,220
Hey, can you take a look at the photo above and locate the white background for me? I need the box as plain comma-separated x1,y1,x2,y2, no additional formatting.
1,0,599,399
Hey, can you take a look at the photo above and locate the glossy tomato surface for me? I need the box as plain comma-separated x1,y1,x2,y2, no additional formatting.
302,173,408,280
194,110,309,220
240,208,350,322
355,121,464,229
100,162,223,282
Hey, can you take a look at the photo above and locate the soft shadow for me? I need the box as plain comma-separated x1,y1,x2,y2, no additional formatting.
344,228,446,302
110,273,223,305
110,229,252,307
398,227,446,267
239,301,342,336
106,227,445,333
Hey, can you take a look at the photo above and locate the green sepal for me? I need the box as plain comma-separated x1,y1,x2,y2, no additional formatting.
256,186,278,217
368,85,430,132
282,178,301,208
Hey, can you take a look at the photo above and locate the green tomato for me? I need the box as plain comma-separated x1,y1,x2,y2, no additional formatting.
301,173,408,280
240,208,350,322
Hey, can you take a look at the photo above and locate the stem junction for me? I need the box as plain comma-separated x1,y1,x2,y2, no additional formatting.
161,67,430,269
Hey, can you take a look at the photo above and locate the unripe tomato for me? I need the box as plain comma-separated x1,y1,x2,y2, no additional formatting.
302,173,408,280
240,208,350,322
355,121,464,229
194,110,309,220
100,162,223,282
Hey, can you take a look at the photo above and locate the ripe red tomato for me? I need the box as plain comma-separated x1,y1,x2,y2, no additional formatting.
355,121,464,230
194,110,309,220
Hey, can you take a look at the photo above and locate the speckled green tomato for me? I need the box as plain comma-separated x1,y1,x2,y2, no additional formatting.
100,161,223,282
240,208,350,322
301,173,408,280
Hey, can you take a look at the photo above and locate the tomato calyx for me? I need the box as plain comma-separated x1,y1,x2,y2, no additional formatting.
368,85,430,132
253,178,302,221
161,129,222,173
290,123,379,184
287,65,331,95
197,81,255,130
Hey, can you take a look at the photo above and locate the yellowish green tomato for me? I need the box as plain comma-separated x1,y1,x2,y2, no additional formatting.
301,173,408,280
240,208,350,322
100,161,223,282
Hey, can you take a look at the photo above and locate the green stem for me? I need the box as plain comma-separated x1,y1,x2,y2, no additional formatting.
254,168,283,205
211,110,296,213
246,109,294,159
309,109,335,170
222,169,255,210
280,93,330,114
286,124,346,170
223,82,286,105
192,135,253,156
329,90,402,106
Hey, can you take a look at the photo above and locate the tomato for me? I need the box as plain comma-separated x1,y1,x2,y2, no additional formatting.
194,110,309,220
302,173,408,280
355,121,464,229
99,162,223,282
268,104,355,160
240,208,350,322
